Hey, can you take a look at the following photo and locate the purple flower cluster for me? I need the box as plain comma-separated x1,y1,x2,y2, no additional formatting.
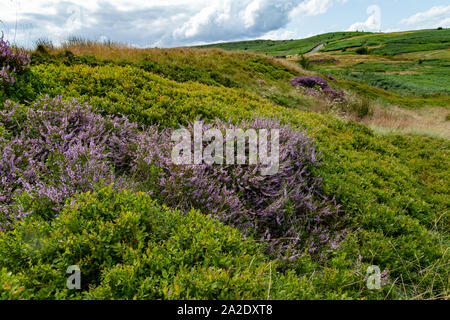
0,96,140,227
291,75,344,101
0,97,344,258
0,33,31,85
309,58,340,64
134,118,345,258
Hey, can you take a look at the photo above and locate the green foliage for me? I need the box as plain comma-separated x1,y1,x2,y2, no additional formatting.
0,187,271,299
1,32,449,299
331,79,450,108
29,48,316,110
0,269,27,299
0,71,37,104
308,121,449,298
27,63,281,127
299,55,312,70
0,186,386,300
355,47,369,55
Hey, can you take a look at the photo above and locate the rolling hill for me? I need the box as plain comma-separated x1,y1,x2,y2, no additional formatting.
196,29,450,56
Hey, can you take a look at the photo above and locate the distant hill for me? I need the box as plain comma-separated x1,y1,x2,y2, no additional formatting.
195,31,370,56
195,29,450,57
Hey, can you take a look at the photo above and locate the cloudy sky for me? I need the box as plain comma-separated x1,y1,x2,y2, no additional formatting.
1,0,449,48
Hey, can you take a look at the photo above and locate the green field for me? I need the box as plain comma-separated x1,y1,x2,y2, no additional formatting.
196,31,370,56
319,59,450,96
322,29,450,56
198,29,450,57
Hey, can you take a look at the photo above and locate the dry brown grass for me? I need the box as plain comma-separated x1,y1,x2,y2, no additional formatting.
273,58,315,76
302,52,394,68
52,40,304,68
396,48,450,60
343,31,415,42
310,92,450,139
53,40,238,62
359,105,450,139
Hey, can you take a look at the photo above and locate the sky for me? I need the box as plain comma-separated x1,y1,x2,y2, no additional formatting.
1,0,449,48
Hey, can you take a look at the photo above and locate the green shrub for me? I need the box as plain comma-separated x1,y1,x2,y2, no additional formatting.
0,186,397,300
27,64,280,127
355,47,369,55
299,55,312,70
0,186,277,299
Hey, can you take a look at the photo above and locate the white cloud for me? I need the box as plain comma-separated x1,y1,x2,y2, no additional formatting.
170,0,299,43
400,5,450,28
347,5,381,32
0,0,305,47
291,0,348,17
0,0,351,48
259,28,299,40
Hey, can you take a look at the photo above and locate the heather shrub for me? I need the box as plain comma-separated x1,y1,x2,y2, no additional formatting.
0,96,343,260
291,75,329,90
291,76,344,101
0,96,141,227
0,33,31,85
133,118,344,260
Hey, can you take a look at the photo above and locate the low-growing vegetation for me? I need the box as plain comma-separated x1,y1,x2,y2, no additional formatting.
0,29,448,300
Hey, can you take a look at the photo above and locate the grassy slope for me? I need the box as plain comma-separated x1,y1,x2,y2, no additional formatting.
195,32,370,56
2,49,448,298
321,29,450,56
195,29,450,57
195,29,450,108
28,46,321,111
321,59,450,96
